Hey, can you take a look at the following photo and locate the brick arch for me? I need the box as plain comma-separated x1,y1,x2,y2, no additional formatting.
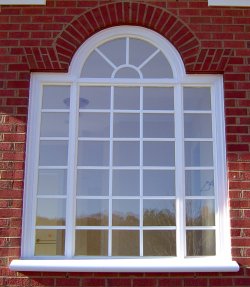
24,1,232,73
54,1,200,73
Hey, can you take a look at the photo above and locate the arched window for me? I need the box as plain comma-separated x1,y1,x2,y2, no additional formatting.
11,26,238,272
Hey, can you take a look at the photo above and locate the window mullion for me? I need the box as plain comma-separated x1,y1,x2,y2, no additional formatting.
139,86,143,257
175,84,185,259
65,83,79,258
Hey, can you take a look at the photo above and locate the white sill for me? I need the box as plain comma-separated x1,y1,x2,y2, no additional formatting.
0,0,45,5
10,258,239,273
208,0,250,7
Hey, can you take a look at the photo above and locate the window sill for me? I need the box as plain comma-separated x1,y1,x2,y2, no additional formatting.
10,258,239,273
208,0,250,7
0,0,45,5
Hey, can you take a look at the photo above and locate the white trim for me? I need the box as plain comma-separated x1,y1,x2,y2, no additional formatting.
10,258,239,272
208,0,250,7
0,0,46,5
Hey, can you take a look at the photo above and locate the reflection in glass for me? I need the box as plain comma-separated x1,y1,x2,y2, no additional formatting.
143,142,175,166
186,230,215,256
98,38,126,67
112,230,139,256
143,87,174,110
112,170,140,196
114,87,140,110
78,141,109,166
183,87,211,111
35,229,65,256
143,200,175,226
185,141,213,167
36,198,66,226
77,169,109,196
79,87,110,109
79,113,110,137
81,50,113,78
76,199,108,226
113,113,140,138
38,169,67,195
144,114,174,138
39,140,68,166
112,199,139,226
141,52,173,78
113,141,139,166
129,38,156,67
186,199,215,226
144,230,176,256
40,113,69,137
184,114,212,138
75,230,108,256
42,86,70,109
185,170,214,196
143,170,175,196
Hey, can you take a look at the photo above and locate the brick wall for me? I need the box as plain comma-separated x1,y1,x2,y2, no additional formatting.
0,0,250,286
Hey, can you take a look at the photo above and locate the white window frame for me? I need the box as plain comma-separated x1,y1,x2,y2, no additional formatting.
208,0,250,7
0,0,45,5
10,26,238,272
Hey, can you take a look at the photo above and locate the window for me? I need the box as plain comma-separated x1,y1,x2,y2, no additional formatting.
0,0,45,4
10,26,238,272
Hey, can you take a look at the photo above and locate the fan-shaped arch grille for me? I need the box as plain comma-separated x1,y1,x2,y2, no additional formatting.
81,37,173,79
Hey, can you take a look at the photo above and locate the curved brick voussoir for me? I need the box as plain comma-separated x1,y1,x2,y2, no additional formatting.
54,1,201,73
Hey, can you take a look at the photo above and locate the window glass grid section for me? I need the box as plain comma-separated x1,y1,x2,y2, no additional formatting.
183,86,216,257
35,85,71,256
75,85,176,257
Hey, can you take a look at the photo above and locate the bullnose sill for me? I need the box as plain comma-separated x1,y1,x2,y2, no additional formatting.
10,258,239,273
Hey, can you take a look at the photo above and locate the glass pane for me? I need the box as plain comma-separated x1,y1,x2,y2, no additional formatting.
112,199,139,226
113,141,139,166
143,200,175,226
76,199,108,226
79,113,110,138
185,141,213,167
143,142,175,166
184,114,212,138
81,50,113,78
114,87,140,110
42,85,70,109
112,170,140,196
79,87,110,109
39,140,68,166
40,113,69,137
143,170,175,196
35,229,65,256
98,38,126,67
185,170,214,196
78,141,109,166
115,67,140,78
77,169,109,196
36,198,66,226
186,230,215,256
183,87,211,111
75,230,108,256
129,38,156,67
144,114,174,138
143,230,176,256
112,230,139,256
38,169,67,196
143,87,174,110
141,51,173,78
186,199,215,226
113,113,140,138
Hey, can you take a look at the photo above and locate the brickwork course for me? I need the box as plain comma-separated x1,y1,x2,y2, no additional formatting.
0,0,250,286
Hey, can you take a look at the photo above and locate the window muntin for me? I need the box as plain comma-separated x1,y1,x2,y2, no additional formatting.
20,27,232,265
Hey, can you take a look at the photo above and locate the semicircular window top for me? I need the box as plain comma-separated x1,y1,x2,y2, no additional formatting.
10,26,238,273
81,37,173,79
